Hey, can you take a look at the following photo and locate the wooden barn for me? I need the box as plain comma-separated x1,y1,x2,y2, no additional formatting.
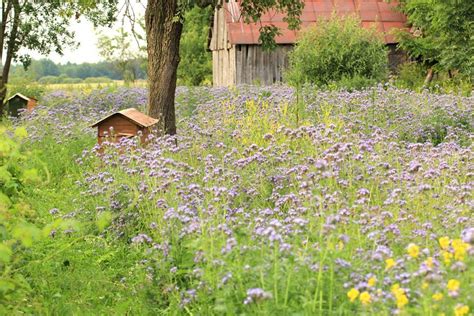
90,108,158,145
5,93,38,117
209,0,407,86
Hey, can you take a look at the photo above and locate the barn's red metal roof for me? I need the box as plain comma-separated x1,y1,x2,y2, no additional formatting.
91,108,158,128
224,0,406,45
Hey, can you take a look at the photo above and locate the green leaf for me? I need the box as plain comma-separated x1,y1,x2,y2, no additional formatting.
0,279,15,293
0,192,12,210
0,243,12,263
12,222,41,247
21,168,42,184
0,167,12,184
96,211,112,231
0,138,13,157
14,127,28,140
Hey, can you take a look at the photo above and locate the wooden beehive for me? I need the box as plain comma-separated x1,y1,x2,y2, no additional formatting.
6,93,38,117
90,108,158,145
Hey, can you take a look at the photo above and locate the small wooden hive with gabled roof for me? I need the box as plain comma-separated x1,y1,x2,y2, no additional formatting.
90,108,158,145
6,93,38,117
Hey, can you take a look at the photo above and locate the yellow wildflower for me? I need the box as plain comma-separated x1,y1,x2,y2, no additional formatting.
396,293,409,309
424,257,434,269
447,279,460,292
391,283,408,308
452,239,467,249
385,258,396,270
442,251,453,265
347,288,359,302
439,236,450,250
421,282,429,290
359,291,371,305
432,293,443,301
407,243,419,258
337,241,345,250
452,239,469,261
391,284,404,296
367,277,377,287
454,305,469,316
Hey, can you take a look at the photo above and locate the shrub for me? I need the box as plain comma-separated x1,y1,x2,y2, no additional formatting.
0,127,42,312
286,15,388,88
394,62,472,96
6,77,45,102
393,62,427,90
38,76,61,84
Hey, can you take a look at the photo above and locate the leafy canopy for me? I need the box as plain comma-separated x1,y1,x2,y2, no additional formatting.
397,0,474,78
177,6,213,86
4,0,118,69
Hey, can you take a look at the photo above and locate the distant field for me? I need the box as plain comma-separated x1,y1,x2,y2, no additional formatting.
42,80,148,91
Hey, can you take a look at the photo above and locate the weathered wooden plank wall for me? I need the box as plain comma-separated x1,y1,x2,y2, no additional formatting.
211,6,236,86
213,48,236,86
235,45,292,85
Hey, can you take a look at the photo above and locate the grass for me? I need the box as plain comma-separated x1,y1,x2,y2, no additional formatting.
1,85,473,315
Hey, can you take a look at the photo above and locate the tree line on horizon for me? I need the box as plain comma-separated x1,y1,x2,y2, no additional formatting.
9,6,213,87
10,58,146,84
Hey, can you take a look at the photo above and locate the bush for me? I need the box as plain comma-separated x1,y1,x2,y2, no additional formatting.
394,62,472,96
0,127,43,312
38,76,61,84
286,15,388,88
393,62,427,90
6,77,45,102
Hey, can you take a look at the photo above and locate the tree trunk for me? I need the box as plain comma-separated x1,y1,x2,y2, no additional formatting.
0,0,19,111
423,68,434,87
145,0,183,136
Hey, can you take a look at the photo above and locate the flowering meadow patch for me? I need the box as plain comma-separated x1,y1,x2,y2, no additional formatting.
6,85,474,314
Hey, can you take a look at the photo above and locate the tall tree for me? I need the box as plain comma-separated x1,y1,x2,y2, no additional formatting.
0,0,118,108
396,0,474,82
144,0,304,135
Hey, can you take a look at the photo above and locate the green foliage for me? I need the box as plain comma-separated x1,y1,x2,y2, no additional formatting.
239,0,304,44
327,75,379,92
3,1,118,70
394,62,472,96
97,27,145,83
394,62,427,90
10,58,146,82
37,76,62,85
397,0,474,78
6,76,45,102
0,126,43,311
177,6,213,86
286,15,388,88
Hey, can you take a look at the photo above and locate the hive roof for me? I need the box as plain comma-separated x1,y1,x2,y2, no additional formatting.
7,93,37,102
90,108,159,128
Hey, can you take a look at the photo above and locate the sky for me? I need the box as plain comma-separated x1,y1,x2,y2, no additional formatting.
28,1,146,65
